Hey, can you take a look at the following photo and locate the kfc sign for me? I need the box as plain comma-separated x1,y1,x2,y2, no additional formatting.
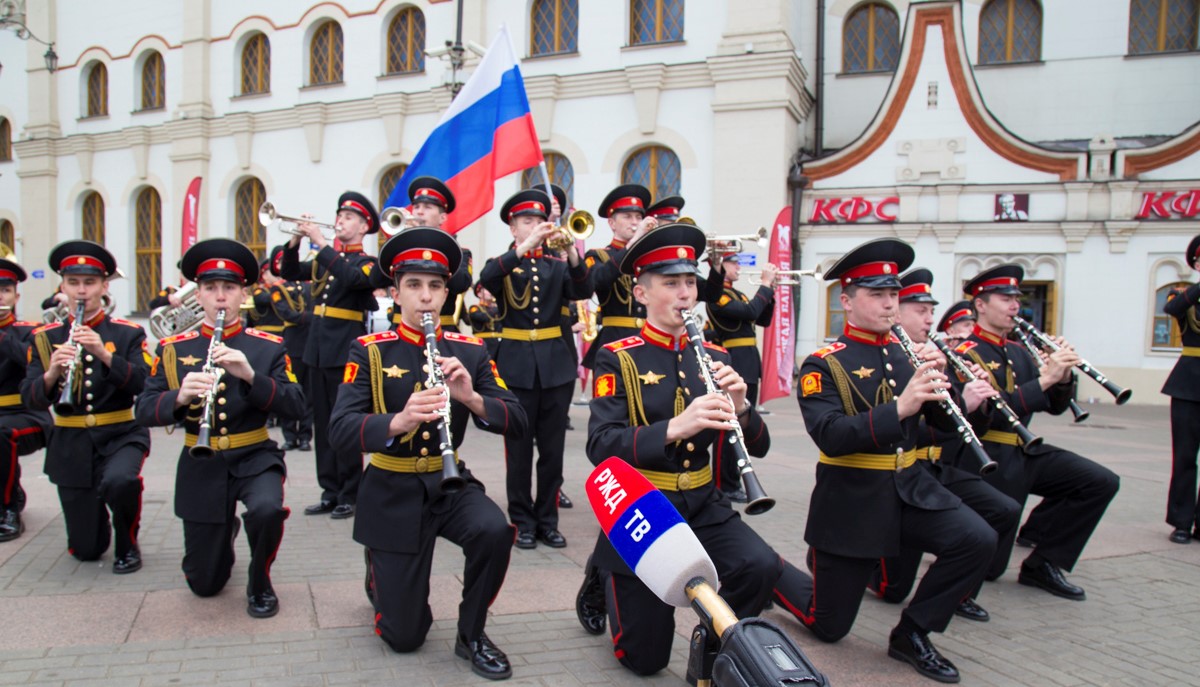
809,197,899,224
1136,190,1200,219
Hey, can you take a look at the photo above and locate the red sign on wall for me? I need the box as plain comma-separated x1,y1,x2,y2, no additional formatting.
809,197,899,223
1136,190,1200,219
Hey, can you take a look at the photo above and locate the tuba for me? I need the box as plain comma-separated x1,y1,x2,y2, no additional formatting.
148,282,204,339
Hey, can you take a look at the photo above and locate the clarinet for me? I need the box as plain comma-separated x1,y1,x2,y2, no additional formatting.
190,309,228,459
930,333,1042,452
890,325,998,475
54,302,88,415
421,312,465,494
680,309,774,515
1012,315,1132,405
1012,326,1089,423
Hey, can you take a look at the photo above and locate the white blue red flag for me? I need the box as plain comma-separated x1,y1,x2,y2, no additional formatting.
385,26,544,234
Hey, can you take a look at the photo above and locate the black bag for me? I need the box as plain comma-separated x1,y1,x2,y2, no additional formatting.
712,618,829,686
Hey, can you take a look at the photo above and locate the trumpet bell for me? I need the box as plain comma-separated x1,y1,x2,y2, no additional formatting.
546,210,594,251
381,206,416,236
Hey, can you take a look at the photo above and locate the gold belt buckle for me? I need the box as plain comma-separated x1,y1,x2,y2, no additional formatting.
896,448,904,472
528,329,540,341
85,414,97,428
676,472,692,490
415,457,429,472
635,318,644,327
217,436,231,450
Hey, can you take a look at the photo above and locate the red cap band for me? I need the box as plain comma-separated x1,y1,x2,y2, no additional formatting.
0,269,18,281
612,196,644,210
393,248,449,270
508,200,547,219
899,283,931,299
648,205,679,218
59,255,106,273
413,188,447,206
840,261,897,285
340,200,373,227
971,276,1020,295
940,308,974,331
634,245,696,274
197,258,247,280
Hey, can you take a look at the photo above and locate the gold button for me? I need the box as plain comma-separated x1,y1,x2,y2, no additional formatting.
686,442,695,452
678,371,686,379
86,393,94,400
533,276,539,282
683,460,691,469
532,297,539,303
684,388,691,396
420,447,429,456
533,307,540,314
85,414,97,428
422,431,431,440
329,276,336,281
85,355,94,362
218,413,227,421
220,427,229,435
415,457,429,472
85,368,93,375
888,379,897,387
217,436,231,450
86,404,94,412
218,397,227,405
531,266,538,272
85,380,93,388
885,363,893,371
533,285,540,291
218,383,227,391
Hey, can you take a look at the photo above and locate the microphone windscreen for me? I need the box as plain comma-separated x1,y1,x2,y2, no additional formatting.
586,457,718,607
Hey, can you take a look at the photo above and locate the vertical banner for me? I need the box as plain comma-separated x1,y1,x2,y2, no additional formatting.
759,206,793,403
181,177,202,256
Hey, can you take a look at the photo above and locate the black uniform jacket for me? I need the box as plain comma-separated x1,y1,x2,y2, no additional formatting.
136,323,306,523
269,281,312,361
467,303,500,336
707,282,775,383
798,326,963,559
478,247,593,389
247,286,286,334
0,315,52,433
1163,282,1200,401
328,323,528,554
21,313,152,488
586,324,770,575
279,244,379,368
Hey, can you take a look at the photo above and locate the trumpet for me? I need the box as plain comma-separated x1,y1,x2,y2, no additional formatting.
54,302,87,415
706,226,768,257
545,210,595,251
1012,316,1131,405
258,202,336,238
576,300,597,343
421,312,466,494
380,206,416,234
190,308,227,459
747,268,823,286
1011,326,1089,423
681,308,775,515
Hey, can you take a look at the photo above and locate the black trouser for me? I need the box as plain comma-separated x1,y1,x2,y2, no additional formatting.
281,358,313,445
1,416,45,511
718,382,758,492
871,468,1021,602
312,366,361,505
367,486,513,652
772,501,995,641
56,444,145,561
504,380,573,534
183,467,287,598
983,444,1119,573
602,514,781,676
1167,398,1200,531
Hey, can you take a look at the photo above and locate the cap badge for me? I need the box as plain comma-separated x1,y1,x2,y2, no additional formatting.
676,248,688,259
534,203,543,211
422,250,432,260
883,264,892,274
76,257,86,265
217,260,226,269
1010,278,1017,286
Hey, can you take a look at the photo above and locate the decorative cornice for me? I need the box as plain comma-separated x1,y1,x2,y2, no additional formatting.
1119,120,1200,179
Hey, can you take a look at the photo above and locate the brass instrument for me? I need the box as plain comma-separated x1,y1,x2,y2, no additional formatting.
545,210,595,251
681,308,775,515
258,201,337,238
421,312,466,494
0,241,15,260
576,300,597,343
190,309,227,459
54,302,87,415
148,282,204,339
706,226,768,258
746,268,823,286
675,216,697,226
1012,326,1089,423
380,206,416,235
891,324,998,475
1012,315,1131,405
43,293,116,324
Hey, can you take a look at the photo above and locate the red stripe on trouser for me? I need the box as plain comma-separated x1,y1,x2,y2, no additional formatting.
3,426,41,504
609,575,626,659
876,557,889,599
127,472,145,549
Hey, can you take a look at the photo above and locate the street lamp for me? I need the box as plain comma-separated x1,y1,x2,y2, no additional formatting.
1,3,59,74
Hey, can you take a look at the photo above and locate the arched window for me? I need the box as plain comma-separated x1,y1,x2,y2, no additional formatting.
0,220,13,248
82,192,105,244
386,8,426,74
235,178,267,259
241,33,271,95
622,146,680,199
843,2,900,73
378,164,408,209
630,0,684,46
825,283,845,341
86,63,108,117
979,0,1042,64
1129,0,1199,54
532,0,579,56
310,21,344,85
140,51,165,110
521,153,575,208
134,188,162,312
1153,282,1193,349
0,117,11,161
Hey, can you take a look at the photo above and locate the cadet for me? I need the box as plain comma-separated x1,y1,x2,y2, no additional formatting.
1164,235,1200,544
937,300,976,344
21,240,152,573
329,227,527,680
267,246,314,452
136,239,305,617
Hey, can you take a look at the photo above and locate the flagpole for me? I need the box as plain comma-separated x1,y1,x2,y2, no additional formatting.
539,162,556,222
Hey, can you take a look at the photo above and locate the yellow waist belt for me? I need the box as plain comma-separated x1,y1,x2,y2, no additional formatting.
722,337,757,348
500,326,562,342
440,315,457,327
819,449,917,471
370,453,458,474
256,324,285,333
0,393,21,408
601,316,644,329
981,430,1021,446
915,446,943,462
183,427,271,451
474,332,499,339
637,465,713,491
1183,346,1200,357
53,408,135,428
313,304,365,321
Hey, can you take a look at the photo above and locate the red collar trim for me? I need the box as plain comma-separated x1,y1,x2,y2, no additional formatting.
341,244,364,254
973,324,1005,346
70,309,106,328
640,322,687,350
201,321,243,339
397,319,441,345
0,312,14,328
610,240,627,250
522,247,545,259
843,322,891,346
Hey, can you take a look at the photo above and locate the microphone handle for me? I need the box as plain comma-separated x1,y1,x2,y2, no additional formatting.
685,577,739,641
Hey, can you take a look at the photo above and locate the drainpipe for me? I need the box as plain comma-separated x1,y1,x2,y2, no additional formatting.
814,0,825,157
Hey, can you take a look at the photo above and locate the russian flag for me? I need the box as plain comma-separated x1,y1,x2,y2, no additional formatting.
385,26,544,234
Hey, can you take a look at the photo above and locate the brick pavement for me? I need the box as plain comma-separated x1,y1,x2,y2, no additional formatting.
1,399,1198,686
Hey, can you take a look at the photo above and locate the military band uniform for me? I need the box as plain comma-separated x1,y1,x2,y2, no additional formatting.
148,285,177,310
279,231,380,513
247,285,286,335
1163,236,1200,542
467,300,501,358
267,254,315,451
21,242,152,568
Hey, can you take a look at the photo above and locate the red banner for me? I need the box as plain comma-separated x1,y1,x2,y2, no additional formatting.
759,207,794,403
181,177,202,257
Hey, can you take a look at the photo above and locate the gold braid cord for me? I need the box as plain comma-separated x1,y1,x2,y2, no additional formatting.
310,261,329,299
1188,305,1200,334
163,345,180,390
965,349,1013,393
367,344,387,414
615,349,649,427
503,275,532,310
824,355,861,416
34,332,53,370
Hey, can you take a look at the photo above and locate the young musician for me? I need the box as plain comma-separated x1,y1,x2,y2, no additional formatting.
21,240,152,573
1164,235,1200,544
136,239,305,618
0,257,51,541
329,227,527,679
